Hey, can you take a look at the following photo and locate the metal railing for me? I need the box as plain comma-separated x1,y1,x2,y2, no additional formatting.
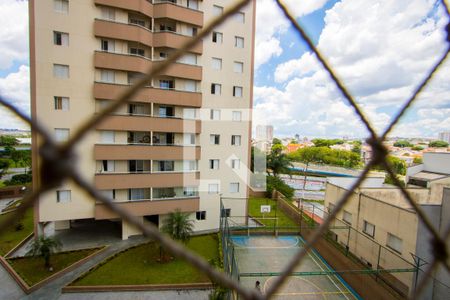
0,0,449,299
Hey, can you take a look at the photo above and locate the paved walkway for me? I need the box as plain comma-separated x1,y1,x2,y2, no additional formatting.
0,262,26,300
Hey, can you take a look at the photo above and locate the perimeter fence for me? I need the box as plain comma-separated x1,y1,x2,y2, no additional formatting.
0,0,449,299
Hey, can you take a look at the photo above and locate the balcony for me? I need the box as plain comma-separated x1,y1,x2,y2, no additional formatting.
154,2,203,27
94,0,203,27
94,51,202,81
153,31,202,54
94,0,153,16
95,197,199,220
94,82,202,107
94,19,153,48
94,171,199,189
96,115,201,133
94,144,201,161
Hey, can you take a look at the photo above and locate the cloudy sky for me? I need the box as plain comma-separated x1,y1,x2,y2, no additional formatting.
0,0,449,139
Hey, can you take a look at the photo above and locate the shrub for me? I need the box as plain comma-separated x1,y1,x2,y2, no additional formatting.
266,175,294,199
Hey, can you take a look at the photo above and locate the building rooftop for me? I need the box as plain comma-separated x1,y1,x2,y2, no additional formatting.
409,171,449,182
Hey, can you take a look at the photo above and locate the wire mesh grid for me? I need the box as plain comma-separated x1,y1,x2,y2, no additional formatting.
0,0,449,299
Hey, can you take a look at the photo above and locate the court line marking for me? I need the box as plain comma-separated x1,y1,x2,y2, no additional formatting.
307,247,352,300
273,291,353,296
263,276,326,300
231,237,300,249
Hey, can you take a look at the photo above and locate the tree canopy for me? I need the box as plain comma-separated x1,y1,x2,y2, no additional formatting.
429,140,449,148
393,140,413,148
267,145,293,176
311,139,344,147
288,146,361,169
0,135,19,146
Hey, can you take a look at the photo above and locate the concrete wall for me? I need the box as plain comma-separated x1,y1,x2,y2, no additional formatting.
423,153,450,175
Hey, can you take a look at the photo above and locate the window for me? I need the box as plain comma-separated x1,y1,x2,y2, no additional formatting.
184,186,197,196
101,6,115,20
129,47,145,56
211,83,221,95
102,160,115,172
129,160,150,173
328,203,336,213
232,111,242,122
102,189,115,200
210,109,220,120
160,80,174,89
230,183,240,193
231,135,241,146
129,18,145,27
184,160,197,171
158,106,174,117
185,80,196,92
187,0,199,10
363,220,375,237
210,159,220,170
235,36,244,48
53,64,69,79
129,103,149,115
183,108,196,119
235,12,245,23
222,208,231,217
179,53,197,65
231,159,240,169
101,39,115,52
55,128,69,142
54,31,69,46
208,183,219,194
100,131,115,143
233,86,243,97
212,58,222,70
158,161,175,172
54,96,69,111
210,134,220,145
56,190,71,203
212,32,223,44
387,233,403,254
343,210,352,225
196,211,206,220
129,188,146,201
233,61,244,73
183,133,195,145
100,70,115,83
54,0,69,13
212,5,223,16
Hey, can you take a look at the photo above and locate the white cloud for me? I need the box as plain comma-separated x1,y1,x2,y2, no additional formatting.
0,65,30,129
255,0,329,69
0,0,29,70
263,0,449,138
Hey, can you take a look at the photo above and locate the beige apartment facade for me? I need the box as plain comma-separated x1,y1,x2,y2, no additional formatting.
325,153,450,299
30,0,255,239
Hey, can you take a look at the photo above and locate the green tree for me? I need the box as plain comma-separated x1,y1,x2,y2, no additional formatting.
0,135,19,146
394,140,413,147
272,138,282,145
288,146,361,169
311,138,344,147
266,175,294,199
413,157,423,164
27,236,62,269
0,158,10,179
411,146,424,151
162,209,194,244
429,140,449,148
267,146,293,177
5,173,32,186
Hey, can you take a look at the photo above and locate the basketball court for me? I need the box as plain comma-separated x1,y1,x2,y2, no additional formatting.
231,236,361,299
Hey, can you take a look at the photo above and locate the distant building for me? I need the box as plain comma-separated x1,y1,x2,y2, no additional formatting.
325,152,450,299
438,132,450,144
255,125,273,141
286,143,304,153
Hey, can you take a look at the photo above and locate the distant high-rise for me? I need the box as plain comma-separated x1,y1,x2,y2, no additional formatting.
255,125,273,141
438,132,450,144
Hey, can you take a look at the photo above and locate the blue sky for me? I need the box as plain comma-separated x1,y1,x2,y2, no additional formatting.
0,0,449,139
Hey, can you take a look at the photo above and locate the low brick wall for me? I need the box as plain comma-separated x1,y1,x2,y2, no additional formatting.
0,185,29,200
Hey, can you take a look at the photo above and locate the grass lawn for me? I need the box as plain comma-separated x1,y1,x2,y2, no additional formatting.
248,197,297,227
0,181,5,187
72,235,219,286
8,248,101,286
0,208,34,256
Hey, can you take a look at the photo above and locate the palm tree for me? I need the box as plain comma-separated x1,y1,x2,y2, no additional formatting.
27,236,62,269
267,145,293,177
162,209,194,243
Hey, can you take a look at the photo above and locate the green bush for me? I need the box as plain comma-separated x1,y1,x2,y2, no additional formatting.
5,173,32,186
266,175,294,199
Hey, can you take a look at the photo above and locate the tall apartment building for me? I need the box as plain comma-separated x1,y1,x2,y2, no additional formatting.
438,131,450,144
30,0,255,239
